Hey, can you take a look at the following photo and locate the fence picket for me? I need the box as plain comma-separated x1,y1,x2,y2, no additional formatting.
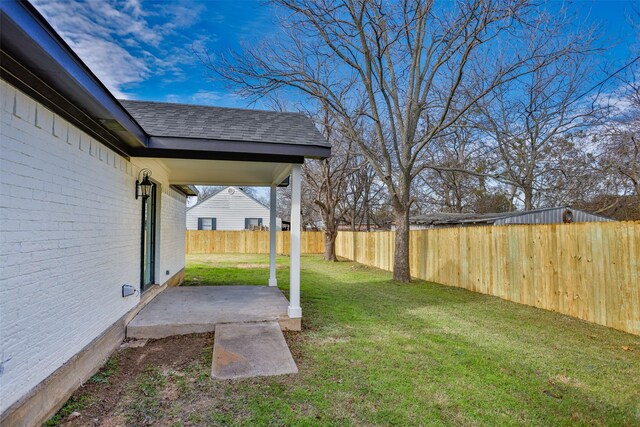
333,222,639,335
186,230,324,255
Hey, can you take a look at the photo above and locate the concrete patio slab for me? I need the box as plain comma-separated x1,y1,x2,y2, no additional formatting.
127,286,291,339
211,321,298,379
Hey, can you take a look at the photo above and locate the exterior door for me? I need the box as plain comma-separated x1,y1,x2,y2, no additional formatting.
141,183,156,292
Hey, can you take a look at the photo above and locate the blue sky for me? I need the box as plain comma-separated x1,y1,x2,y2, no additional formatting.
32,0,281,107
32,0,638,110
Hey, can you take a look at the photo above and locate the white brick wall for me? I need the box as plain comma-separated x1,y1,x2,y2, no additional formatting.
159,186,187,282
0,80,187,413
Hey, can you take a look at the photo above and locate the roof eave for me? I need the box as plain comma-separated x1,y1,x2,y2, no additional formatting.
170,184,199,197
0,0,147,150
132,136,331,162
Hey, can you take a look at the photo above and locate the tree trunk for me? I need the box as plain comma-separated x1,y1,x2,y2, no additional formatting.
523,184,534,210
392,207,411,282
365,202,371,232
323,228,338,261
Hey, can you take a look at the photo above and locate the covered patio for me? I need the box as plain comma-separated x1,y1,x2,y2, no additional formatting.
122,100,331,336
127,286,291,339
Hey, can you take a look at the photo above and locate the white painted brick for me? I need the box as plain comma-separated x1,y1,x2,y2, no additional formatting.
67,123,79,146
89,139,97,157
0,81,16,113
0,81,187,413
35,103,54,133
79,133,90,151
52,114,69,141
13,90,31,121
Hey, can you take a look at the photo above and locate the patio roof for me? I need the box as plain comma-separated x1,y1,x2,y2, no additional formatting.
122,100,330,165
120,100,326,145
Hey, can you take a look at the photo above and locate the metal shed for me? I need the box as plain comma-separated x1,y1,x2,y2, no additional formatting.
491,207,612,226
408,206,612,229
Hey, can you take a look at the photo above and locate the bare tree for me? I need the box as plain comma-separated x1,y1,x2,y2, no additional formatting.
276,182,322,230
196,186,224,202
416,122,502,213
584,9,640,217
205,0,587,281
596,73,640,199
342,149,386,230
304,105,356,260
476,38,601,210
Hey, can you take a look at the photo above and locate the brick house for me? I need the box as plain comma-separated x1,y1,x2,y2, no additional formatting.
0,1,330,425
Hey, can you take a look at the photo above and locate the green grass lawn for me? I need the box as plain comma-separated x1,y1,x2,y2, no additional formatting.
53,254,640,426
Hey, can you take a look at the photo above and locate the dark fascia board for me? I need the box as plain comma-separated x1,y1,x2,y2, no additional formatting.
278,177,290,187
131,146,306,164
145,136,331,160
0,0,147,148
170,184,199,197
1,51,133,158
186,185,199,196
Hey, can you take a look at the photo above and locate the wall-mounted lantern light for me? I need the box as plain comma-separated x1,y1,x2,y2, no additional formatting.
135,169,153,200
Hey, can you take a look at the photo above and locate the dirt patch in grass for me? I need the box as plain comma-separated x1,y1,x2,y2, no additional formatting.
126,334,212,370
235,263,286,269
52,333,213,427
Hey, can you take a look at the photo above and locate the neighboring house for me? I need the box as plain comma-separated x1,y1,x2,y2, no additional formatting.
187,186,282,231
0,2,330,425
398,206,612,230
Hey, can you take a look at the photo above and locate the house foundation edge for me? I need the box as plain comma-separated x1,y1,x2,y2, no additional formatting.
0,268,185,427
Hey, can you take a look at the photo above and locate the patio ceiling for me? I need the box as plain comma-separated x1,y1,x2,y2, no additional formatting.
151,158,293,186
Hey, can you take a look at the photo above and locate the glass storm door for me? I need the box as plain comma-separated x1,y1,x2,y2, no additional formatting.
141,183,156,292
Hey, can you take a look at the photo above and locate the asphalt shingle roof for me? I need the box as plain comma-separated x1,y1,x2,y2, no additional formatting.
119,100,329,147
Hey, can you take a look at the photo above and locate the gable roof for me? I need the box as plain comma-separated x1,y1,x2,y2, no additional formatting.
120,100,329,148
187,186,269,212
119,100,330,161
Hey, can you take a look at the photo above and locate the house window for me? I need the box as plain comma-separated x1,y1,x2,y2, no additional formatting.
198,218,216,230
245,218,263,230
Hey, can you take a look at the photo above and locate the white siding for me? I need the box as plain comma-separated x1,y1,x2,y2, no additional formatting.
0,80,187,413
186,187,281,231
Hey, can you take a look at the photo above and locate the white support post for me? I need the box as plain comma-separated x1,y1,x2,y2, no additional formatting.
288,164,302,318
269,184,278,287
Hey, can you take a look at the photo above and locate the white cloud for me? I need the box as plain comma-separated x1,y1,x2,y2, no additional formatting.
31,0,205,98
163,90,251,108
190,90,225,104
66,35,149,99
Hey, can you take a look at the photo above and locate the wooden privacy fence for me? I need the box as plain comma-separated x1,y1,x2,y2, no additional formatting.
335,222,640,335
186,230,324,255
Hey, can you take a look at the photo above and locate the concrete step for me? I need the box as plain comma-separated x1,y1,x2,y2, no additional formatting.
211,321,298,379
